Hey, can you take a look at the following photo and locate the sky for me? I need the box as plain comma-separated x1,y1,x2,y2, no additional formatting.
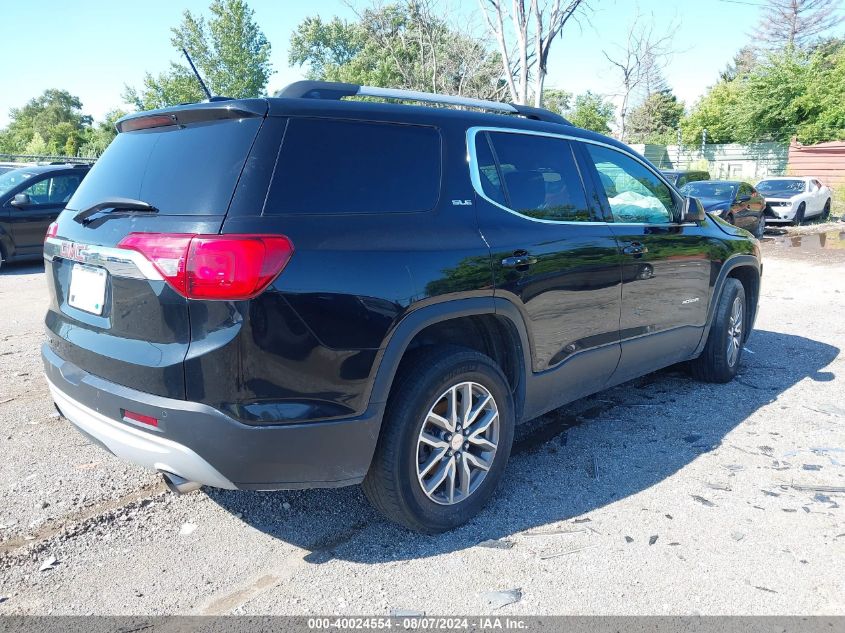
0,0,771,127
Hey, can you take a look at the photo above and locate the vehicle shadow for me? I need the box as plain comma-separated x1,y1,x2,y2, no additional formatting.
0,261,44,276
207,328,838,562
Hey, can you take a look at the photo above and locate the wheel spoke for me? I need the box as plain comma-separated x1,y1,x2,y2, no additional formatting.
419,447,448,478
446,458,457,504
424,457,453,495
467,408,497,436
419,431,448,450
468,435,497,452
459,382,473,426
464,394,492,428
464,452,492,471
448,386,459,430
459,456,472,497
426,410,453,433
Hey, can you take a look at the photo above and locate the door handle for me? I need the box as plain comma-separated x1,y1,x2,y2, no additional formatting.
501,253,537,268
622,243,648,256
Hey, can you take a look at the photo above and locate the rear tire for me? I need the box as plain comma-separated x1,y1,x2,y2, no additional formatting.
691,278,747,384
821,198,831,221
363,346,515,533
793,203,806,226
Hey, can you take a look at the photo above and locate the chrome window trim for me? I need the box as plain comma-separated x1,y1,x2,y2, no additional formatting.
44,237,163,281
466,125,682,227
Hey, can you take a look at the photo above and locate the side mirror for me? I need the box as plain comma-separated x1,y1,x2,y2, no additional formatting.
682,196,706,223
10,193,31,208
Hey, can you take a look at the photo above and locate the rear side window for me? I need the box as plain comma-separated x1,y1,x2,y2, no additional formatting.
67,118,262,215
264,118,441,214
480,131,591,222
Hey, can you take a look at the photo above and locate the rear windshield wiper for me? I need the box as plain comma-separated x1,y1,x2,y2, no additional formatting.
74,198,158,225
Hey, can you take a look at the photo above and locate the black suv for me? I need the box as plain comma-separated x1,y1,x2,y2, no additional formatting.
1,163,89,270
42,82,761,533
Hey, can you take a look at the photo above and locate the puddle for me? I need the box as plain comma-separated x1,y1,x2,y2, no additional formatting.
761,230,845,250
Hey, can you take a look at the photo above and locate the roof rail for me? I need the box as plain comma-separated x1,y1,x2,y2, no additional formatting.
274,81,571,125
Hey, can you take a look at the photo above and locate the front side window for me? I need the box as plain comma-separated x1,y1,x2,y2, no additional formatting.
584,144,675,224
738,183,752,198
21,174,83,205
479,131,591,222
265,118,441,214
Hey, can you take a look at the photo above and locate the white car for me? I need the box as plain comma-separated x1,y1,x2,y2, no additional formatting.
756,176,832,225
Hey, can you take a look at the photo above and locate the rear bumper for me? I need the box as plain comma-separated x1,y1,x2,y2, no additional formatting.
43,344,383,490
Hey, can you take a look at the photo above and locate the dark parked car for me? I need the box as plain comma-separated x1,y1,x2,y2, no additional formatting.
662,169,711,188
42,82,762,532
680,180,766,237
1,164,89,270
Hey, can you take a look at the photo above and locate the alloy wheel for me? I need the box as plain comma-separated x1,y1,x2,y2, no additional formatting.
726,296,744,367
415,381,500,505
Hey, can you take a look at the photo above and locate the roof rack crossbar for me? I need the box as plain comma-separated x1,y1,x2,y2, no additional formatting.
275,81,570,125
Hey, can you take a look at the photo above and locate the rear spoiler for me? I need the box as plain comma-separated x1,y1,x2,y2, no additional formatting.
116,99,268,133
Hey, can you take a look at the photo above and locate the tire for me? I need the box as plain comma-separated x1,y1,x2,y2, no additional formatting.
363,345,515,533
793,202,806,226
725,213,735,226
821,198,831,221
753,215,765,238
691,278,747,383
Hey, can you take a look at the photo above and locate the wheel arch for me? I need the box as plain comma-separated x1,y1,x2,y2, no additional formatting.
694,254,761,356
367,297,532,423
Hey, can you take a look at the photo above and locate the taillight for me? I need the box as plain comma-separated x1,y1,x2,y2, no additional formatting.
45,222,58,241
117,233,294,300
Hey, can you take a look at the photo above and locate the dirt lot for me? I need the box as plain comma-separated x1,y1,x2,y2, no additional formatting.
0,224,843,615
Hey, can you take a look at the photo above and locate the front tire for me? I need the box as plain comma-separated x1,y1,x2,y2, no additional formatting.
793,202,806,226
363,346,515,533
753,215,765,238
691,278,747,383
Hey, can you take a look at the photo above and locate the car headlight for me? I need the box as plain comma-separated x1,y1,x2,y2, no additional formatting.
711,206,728,215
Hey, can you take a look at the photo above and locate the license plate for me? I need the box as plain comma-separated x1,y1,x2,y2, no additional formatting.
68,264,107,315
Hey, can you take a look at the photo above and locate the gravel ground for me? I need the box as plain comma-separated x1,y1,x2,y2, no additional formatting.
0,225,843,615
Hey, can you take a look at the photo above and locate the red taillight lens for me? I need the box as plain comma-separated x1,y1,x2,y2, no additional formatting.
45,222,58,241
117,233,294,300
118,233,194,295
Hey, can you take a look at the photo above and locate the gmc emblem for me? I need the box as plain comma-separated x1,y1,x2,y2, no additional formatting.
60,241,85,261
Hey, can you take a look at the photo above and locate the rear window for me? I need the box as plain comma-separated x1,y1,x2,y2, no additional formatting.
264,118,441,214
66,118,262,214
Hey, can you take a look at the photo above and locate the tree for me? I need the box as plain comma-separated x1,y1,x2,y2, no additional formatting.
541,88,572,114
758,0,843,49
290,2,505,100
0,89,92,155
476,0,590,106
720,46,758,81
603,11,676,141
124,0,272,110
626,90,684,144
567,92,614,133
79,109,127,157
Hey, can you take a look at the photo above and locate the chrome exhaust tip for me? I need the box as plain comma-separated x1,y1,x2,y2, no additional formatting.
160,471,202,495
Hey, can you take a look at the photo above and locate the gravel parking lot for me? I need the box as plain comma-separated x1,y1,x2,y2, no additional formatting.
1,224,843,615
